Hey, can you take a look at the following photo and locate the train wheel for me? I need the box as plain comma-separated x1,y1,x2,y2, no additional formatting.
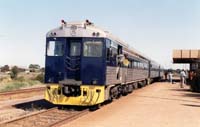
110,87,119,99
138,82,142,88
128,84,134,93
122,85,128,96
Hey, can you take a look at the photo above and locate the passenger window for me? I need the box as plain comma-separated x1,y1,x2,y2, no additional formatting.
134,62,137,68
70,42,81,56
132,61,134,68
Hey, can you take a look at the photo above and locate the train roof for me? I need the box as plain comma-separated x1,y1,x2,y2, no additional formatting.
46,20,160,65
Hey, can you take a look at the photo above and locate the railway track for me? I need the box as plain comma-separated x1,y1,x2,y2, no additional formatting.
0,87,45,101
0,107,89,127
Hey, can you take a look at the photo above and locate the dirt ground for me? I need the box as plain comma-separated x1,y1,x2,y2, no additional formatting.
65,82,200,127
0,95,44,124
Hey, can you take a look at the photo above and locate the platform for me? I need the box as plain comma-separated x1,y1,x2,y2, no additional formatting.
64,82,200,127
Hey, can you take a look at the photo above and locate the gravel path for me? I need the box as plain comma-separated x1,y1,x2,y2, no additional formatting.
65,82,200,127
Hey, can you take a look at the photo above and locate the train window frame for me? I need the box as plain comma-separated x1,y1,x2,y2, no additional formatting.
47,41,64,56
111,41,118,49
83,40,103,57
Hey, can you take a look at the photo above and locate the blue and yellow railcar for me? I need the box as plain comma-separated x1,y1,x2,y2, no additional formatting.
44,20,163,106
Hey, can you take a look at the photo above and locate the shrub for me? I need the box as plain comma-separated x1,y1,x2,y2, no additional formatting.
1,65,10,72
0,82,27,92
0,80,40,92
34,73,44,83
16,76,25,82
10,66,19,79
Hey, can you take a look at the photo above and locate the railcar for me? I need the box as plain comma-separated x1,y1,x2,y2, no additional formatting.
44,20,163,106
150,61,164,81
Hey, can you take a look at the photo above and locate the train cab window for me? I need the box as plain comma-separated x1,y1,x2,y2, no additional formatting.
83,41,102,57
106,39,111,61
47,41,64,56
70,42,81,56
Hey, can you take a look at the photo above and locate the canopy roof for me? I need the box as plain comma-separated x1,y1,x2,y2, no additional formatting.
173,49,200,63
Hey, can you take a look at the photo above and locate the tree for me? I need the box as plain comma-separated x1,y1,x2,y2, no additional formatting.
35,73,44,83
1,65,10,72
40,67,45,72
10,66,19,79
29,64,40,72
29,64,40,69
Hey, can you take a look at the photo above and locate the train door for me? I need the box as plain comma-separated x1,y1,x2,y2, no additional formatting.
117,45,123,82
81,38,105,85
159,65,161,77
117,45,123,55
65,38,82,80
45,37,65,83
148,61,151,78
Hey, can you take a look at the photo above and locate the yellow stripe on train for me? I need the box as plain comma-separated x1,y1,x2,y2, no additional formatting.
44,84,105,106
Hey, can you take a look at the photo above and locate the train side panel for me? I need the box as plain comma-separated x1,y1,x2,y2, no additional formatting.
106,66,149,85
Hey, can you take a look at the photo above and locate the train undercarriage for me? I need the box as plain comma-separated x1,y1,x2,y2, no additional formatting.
44,78,155,109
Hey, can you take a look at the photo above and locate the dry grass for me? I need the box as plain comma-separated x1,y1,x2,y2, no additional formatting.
0,80,41,92
0,72,44,92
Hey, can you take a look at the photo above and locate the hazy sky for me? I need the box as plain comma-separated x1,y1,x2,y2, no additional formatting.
0,0,199,69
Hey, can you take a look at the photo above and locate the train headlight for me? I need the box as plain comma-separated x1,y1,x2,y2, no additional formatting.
92,80,97,85
48,78,53,83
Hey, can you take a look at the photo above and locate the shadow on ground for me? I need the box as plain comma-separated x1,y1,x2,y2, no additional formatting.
170,88,191,92
13,99,55,111
13,99,90,111
170,86,200,100
181,104,200,107
135,95,200,104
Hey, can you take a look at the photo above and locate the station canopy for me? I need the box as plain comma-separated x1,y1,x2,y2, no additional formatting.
173,49,200,63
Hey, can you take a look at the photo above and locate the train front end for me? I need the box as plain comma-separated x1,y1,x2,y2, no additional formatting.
44,20,106,106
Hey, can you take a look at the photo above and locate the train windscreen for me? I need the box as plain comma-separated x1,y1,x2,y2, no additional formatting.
83,41,102,57
47,41,64,56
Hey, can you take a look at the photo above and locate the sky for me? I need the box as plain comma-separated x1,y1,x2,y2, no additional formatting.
0,0,200,69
